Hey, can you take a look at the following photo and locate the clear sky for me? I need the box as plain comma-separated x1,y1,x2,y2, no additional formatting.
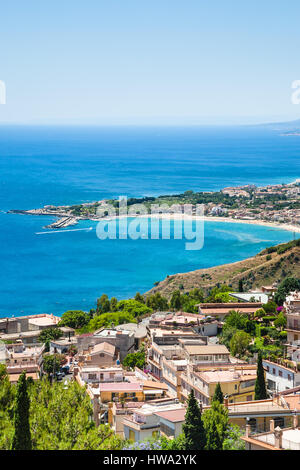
0,0,300,125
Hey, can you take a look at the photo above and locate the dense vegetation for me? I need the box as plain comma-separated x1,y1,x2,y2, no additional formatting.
0,369,125,450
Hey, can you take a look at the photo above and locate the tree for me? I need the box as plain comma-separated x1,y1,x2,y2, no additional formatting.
202,401,229,450
224,310,248,330
123,345,146,370
182,390,206,450
274,277,300,306
212,382,224,404
263,301,277,314
42,354,65,378
223,424,245,450
0,366,14,412
274,312,287,331
0,364,7,382
134,292,145,304
170,290,182,311
97,294,111,314
206,285,232,303
229,330,251,357
39,327,63,345
189,288,205,303
88,311,136,331
238,279,244,293
116,299,152,317
0,379,125,450
11,372,32,450
58,310,89,329
110,297,118,312
214,292,235,303
146,293,169,311
254,352,268,400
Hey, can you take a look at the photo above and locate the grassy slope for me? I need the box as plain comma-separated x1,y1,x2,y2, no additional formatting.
145,240,300,298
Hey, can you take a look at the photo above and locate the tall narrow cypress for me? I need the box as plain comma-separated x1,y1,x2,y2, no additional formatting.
182,389,206,450
254,352,268,400
11,371,32,450
212,382,224,404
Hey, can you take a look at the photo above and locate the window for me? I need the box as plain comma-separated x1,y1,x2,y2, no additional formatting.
129,430,135,442
274,417,284,428
272,368,276,375
288,374,292,381
278,370,282,377
241,379,256,389
88,373,97,380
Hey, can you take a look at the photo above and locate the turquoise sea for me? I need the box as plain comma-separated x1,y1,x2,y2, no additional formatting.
0,125,299,317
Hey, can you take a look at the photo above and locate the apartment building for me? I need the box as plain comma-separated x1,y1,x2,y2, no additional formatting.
0,314,73,345
263,359,300,394
78,341,118,367
196,302,263,320
180,364,257,405
147,311,218,337
77,327,135,361
122,400,186,442
2,339,44,383
285,291,300,345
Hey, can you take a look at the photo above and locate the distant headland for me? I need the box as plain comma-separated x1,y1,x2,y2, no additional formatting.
9,180,300,233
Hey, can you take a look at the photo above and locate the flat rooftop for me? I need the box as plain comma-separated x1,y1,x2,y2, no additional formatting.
184,344,230,355
198,369,256,384
29,317,58,327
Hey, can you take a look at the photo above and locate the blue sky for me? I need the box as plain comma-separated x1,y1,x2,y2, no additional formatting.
0,0,300,124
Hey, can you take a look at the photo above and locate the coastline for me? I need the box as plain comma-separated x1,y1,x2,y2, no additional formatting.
99,213,300,234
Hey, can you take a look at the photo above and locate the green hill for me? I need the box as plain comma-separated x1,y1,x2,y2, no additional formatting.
146,239,300,298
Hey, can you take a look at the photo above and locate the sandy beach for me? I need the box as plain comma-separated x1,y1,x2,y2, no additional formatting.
98,213,300,234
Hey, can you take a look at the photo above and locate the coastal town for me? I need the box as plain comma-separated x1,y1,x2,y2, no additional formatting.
2,253,300,450
9,180,300,232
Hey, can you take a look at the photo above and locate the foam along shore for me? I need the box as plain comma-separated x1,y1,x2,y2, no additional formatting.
9,208,300,234
98,212,300,234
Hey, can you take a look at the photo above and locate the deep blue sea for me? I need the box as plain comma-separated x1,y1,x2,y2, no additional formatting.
0,125,299,317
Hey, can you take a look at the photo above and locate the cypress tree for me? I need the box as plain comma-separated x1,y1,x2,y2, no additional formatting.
212,382,224,404
11,371,32,450
182,389,206,450
254,352,268,400
202,401,229,451
238,279,244,293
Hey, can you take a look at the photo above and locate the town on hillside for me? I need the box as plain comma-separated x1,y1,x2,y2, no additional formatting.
9,180,300,230
2,270,300,450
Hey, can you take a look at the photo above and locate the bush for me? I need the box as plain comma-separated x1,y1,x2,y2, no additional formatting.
261,316,276,324
279,331,287,340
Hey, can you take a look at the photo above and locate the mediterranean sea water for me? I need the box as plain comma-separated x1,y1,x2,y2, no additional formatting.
0,125,299,316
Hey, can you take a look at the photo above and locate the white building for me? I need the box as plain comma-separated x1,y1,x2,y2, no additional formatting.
263,360,300,394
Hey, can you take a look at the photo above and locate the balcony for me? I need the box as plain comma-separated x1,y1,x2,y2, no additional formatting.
287,323,300,332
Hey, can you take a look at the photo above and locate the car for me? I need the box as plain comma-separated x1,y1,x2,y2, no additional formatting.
55,372,65,381
61,366,70,374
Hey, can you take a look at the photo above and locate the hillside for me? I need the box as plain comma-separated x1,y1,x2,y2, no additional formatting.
145,239,300,298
